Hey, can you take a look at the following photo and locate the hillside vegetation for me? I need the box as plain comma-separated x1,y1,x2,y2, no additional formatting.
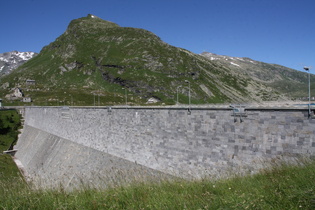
201,52,315,99
0,109,21,151
0,14,313,106
1,157,314,209
0,110,22,182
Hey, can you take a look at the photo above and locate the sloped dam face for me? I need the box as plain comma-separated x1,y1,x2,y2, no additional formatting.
14,106,315,190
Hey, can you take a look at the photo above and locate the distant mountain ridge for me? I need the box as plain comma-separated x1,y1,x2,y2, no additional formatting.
0,51,37,76
200,52,312,98
0,15,313,105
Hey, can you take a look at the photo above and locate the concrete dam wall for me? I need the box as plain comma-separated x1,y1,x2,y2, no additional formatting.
15,106,315,189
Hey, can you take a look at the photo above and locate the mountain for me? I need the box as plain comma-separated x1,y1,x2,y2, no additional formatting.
0,14,313,105
200,52,313,99
0,51,37,76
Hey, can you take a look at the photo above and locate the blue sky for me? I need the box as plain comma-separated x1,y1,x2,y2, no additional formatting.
1,0,314,72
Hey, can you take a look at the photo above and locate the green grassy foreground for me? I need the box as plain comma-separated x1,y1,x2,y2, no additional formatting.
0,159,314,209
0,109,315,209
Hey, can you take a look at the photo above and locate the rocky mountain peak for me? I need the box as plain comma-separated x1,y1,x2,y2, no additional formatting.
65,14,120,36
0,51,37,76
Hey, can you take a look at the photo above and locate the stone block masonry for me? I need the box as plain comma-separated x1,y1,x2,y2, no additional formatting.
15,106,315,188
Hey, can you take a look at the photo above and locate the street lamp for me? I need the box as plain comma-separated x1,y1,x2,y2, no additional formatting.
122,88,127,105
98,89,100,106
185,80,191,110
176,86,181,104
304,66,311,118
69,94,73,106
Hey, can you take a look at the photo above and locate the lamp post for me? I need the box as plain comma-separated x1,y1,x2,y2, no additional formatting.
98,89,100,106
69,94,73,106
185,80,191,110
122,88,127,105
304,66,311,118
176,86,181,104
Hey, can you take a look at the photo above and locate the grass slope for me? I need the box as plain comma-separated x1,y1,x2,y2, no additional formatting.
0,109,21,151
0,158,314,209
0,110,26,195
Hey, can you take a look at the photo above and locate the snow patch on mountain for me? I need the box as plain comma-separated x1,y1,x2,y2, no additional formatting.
230,62,240,67
0,57,8,62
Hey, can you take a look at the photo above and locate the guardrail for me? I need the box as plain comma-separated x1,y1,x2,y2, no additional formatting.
3,104,314,111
